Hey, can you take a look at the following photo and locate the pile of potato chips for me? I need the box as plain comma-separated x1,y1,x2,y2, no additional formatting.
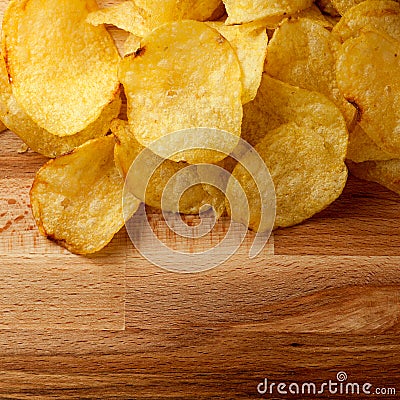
0,0,399,255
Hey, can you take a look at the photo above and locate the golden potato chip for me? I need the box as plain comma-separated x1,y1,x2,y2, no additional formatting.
205,21,268,104
86,1,149,37
112,119,214,214
347,125,397,162
265,18,356,128
332,0,400,41
3,0,120,136
119,21,242,164
242,74,348,161
223,0,313,24
336,30,400,155
227,122,348,230
0,121,6,133
0,54,121,158
30,136,140,255
347,159,400,195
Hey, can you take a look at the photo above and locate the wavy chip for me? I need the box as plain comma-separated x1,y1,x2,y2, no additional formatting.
206,21,268,104
348,159,400,195
332,0,400,41
223,0,313,24
112,120,215,214
227,122,348,230
3,0,120,136
0,54,121,158
265,18,356,128
336,30,400,155
119,21,243,164
242,74,348,162
30,136,140,255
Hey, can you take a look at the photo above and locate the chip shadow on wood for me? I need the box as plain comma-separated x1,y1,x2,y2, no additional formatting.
274,175,400,256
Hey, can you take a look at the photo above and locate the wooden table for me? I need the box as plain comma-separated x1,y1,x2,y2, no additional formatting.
0,1,399,398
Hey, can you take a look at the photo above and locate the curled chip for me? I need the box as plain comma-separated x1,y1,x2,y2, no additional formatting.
206,21,268,104
348,159,400,195
3,0,120,136
0,54,121,158
119,21,243,164
242,74,348,162
347,125,397,163
86,1,149,38
336,30,400,156
227,122,348,230
222,0,313,24
112,120,215,214
332,0,400,42
265,18,356,128
30,136,140,255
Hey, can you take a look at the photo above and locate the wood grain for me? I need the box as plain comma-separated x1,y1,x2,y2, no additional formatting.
0,132,127,330
0,0,399,398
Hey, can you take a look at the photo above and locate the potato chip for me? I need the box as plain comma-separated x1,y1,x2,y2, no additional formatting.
0,54,121,158
347,159,400,195
242,74,348,162
295,4,334,27
265,18,356,128
259,4,333,29
324,14,342,26
0,121,6,133
3,0,120,136
205,21,268,104
86,1,149,38
119,21,243,164
223,0,313,24
332,0,400,41
112,119,214,214
347,125,397,162
331,0,365,15
136,0,223,27
124,34,142,56
336,30,400,155
227,122,348,230
30,136,140,255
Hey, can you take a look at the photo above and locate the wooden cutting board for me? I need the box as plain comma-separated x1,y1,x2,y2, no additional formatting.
0,0,399,398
